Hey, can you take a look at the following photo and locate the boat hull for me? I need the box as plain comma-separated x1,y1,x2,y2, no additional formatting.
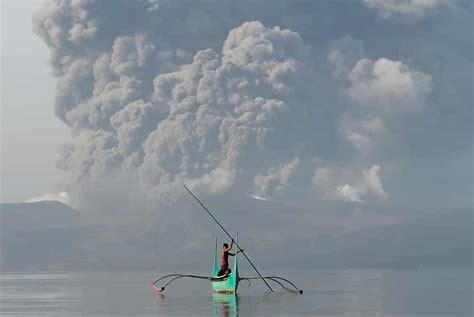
211,273,238,293
212,240,239,293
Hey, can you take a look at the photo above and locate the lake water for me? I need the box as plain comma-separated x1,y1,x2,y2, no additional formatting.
0,269,472,316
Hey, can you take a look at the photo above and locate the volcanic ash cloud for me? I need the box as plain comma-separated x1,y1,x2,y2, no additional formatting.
34,2,318,208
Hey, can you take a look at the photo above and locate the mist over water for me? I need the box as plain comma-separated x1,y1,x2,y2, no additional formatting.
1,269,472,316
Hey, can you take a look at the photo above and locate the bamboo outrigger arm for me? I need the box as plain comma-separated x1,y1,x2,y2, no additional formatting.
150,274,303,294
149,273,213,292
239,276,303,294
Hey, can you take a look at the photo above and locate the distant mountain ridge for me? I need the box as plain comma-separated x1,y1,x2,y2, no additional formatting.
1,201,79,229
1,201,82,270
309,209,473,269
0,200,472,271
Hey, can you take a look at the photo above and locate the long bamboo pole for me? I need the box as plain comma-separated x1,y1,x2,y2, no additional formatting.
183,184,274,292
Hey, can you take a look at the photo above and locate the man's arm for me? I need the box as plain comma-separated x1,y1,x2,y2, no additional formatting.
229,239,234,250
227,249,244,257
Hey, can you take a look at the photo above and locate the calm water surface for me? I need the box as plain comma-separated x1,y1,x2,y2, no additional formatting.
0,269,472,316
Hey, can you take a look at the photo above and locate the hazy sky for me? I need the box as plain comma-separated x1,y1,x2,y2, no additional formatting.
1,0,68,203
1,0,472,214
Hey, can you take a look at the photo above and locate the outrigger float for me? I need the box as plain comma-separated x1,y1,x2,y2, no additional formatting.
149,185,303,294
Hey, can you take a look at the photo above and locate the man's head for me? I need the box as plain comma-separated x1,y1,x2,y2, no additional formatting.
223,243,229,250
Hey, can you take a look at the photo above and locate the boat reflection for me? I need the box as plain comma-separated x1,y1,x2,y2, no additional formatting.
212,293,238,317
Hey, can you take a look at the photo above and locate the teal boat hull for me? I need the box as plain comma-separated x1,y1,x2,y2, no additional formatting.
211,241,239,293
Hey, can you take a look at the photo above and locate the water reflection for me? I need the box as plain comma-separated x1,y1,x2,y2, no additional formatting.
212,293,238,317
2,270,471,316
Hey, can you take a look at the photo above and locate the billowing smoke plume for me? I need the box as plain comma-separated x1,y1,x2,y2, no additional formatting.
33,1,320,210
33,0,450,214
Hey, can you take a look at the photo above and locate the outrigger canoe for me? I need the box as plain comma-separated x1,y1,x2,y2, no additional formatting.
149,185,303,294
149,239,301,294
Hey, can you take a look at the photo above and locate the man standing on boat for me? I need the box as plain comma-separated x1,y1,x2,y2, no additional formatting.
217,239,243,277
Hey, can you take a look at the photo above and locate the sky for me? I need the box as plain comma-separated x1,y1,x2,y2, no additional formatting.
0,0,472,216
1,0,68,203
